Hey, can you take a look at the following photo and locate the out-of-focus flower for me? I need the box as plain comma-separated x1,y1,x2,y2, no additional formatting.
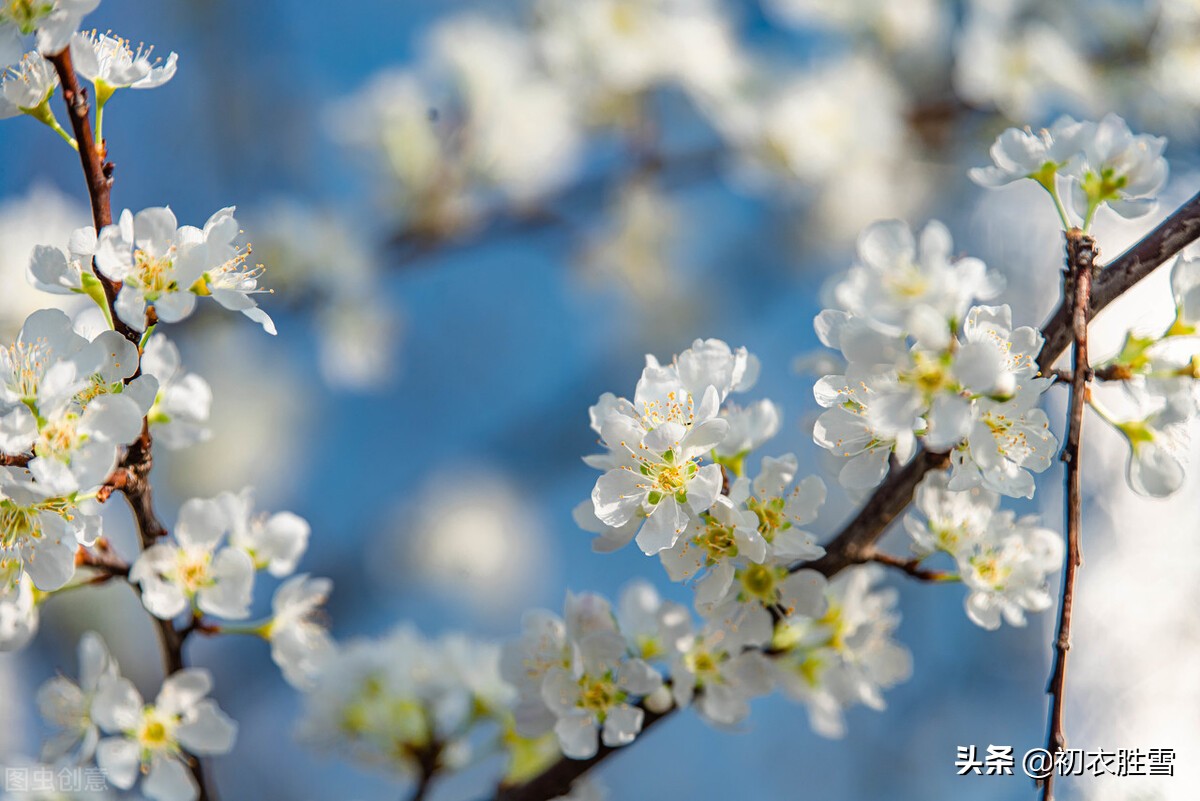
94,668,236,801
263,574,334,690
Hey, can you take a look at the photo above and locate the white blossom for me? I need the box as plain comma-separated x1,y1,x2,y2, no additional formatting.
70,31,177,101
129,496,255,620
957,513,1062,630
140,334,212,449
1066,113,1168,222
773,567,912,738
0,571,37,651
36,631,118,763
219,488,309,577
0,0,98,59
300,626,512,777
540,627,661,759
94,668,236,801
832,220,1001,336
263,574,334,690
95,206,273,333
969,116,1092,189
0,52,57,119
947,377,1057,499
669,619,773,726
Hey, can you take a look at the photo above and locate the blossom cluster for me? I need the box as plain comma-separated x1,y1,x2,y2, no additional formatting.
971,113,1169,229
905,472,1062,629
812,220,1057,498
502,573,910,759
297,626,515,779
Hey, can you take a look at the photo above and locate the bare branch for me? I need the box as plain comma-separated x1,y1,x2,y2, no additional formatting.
1040,229,1096,801
865,551,956,582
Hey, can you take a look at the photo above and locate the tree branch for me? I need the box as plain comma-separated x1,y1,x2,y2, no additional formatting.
47,45,213,801
865,551,956,582
1040,229,1096,801
490,191,1200,801
493,707,671,801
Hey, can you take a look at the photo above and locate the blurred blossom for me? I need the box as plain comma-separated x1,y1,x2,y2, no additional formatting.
533,0,748,124
0,184,88,337
160,326,311,505
247,201,401,390
327,70,472,237
763,0,949,67
954,8,1098,122
579,178,678,305
427,14,582,205
379,469,550,619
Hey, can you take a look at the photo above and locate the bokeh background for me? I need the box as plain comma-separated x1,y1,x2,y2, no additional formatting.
2,1,1199,799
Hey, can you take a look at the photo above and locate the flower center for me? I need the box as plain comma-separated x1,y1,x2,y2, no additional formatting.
132,249,179,298
4,340,51,402
747,495,789,542
0,501,37,550
36,415,85,462
577,674,619,714
135,707,178,753
173,549,212,593
737,563,782,603
695,517,738,563
2,0,53,33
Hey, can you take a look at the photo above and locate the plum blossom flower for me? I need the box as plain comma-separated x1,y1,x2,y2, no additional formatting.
300,626,512,778
669,620,774,726
70,31,177,100
141,334,212,449
957,514,1062,630
95,206,273,332
94,668,236,801
947,377,1057,499
27,223,95,294
1066,113,1168,224
832,219,1002,335
589,341,753,554
1,467,99,591
0,52,56,117
540,627,661,759
0,0,98,60
36,631,118,762
129,496,255,620
969,116,1091,190
772,567,912,738
218,488,309,576
0,569,37,651
904,470,997,557
262,574,334,690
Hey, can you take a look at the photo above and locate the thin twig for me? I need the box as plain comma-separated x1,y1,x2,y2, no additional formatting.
865,551,956,582
0,454,31,467
491,193,1200,801
1040,229,1096,801
405,745,443,801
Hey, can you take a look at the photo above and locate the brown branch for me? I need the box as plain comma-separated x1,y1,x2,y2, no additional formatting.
48,46,212,801
404,744,443,801
865,551,956,582
44,49,139,346
1051,364,1129,384
0,454,31,467
493,706,671,801
1040,230,1096,801
493,192,1200,801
